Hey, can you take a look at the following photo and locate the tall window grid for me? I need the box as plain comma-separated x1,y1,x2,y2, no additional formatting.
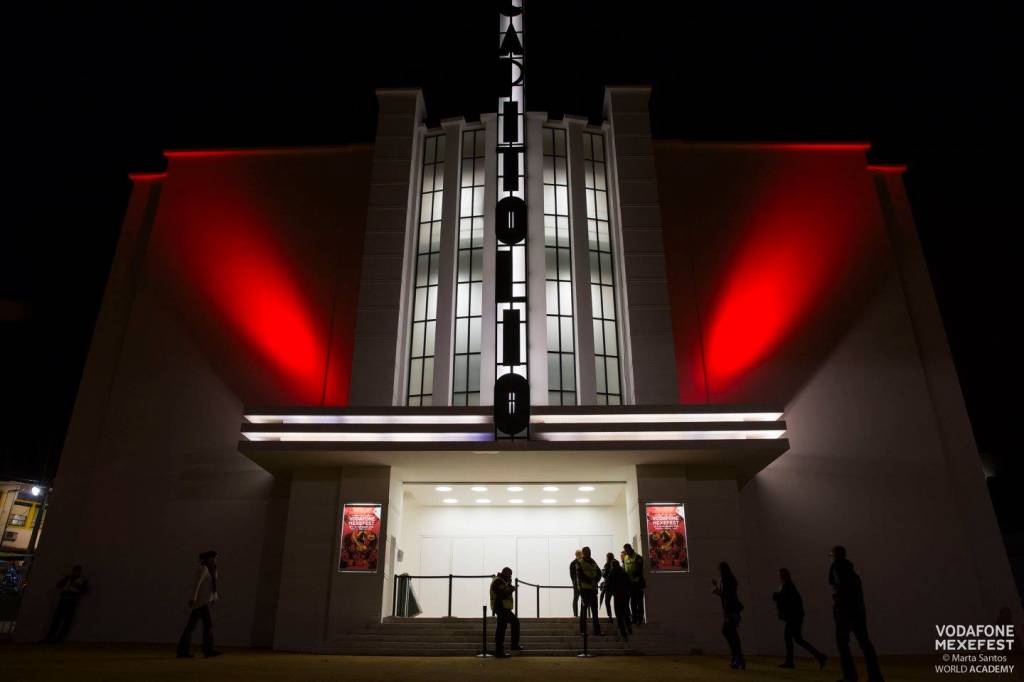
542,128,576,405
452,129,486,406
407,134,445,406
583,132,622,405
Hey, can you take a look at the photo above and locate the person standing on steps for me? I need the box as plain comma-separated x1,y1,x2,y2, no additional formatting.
622,543,645,624
605,558,633,642
176,550,222,659
772,568,827,670
576,546,603,637
829,546,884,682
712,561,745,670
600,552,615,623
490,567,524,657
569,549,582,618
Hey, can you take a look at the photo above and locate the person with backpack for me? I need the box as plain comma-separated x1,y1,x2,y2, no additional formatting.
576,546,603,636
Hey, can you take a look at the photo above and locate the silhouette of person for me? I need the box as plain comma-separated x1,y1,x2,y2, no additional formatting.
576,546,603,636
605,558,633,641
712,561,745,669
600,552,615,622
622,543,645,624
42,565,89,643
569,549,582,618
176,550,222,658
829,546,883,681
772,568,827,669
490,567,523,657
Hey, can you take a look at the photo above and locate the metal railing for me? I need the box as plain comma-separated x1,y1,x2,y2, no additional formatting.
514,577,573,618
392,573,495,618
391,574,576,619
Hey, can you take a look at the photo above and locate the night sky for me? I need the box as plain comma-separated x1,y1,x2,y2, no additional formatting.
4,2,1017,487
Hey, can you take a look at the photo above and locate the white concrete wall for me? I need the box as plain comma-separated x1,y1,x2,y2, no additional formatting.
398,495,627,617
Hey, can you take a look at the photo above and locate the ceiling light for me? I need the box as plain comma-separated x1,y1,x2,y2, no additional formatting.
435,486,453,492
541,498,557,504
577,486,595,492
471,486,488,492
476,498,491,504
542,486,559,492
506,486,524,492
575,498,590,504
508,499,524,504
442,498,458,504
30,486,41,496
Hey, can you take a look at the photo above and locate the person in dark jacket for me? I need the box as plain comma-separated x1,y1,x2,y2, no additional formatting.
600,552,615,622
576,547,603,636
569,549,582,618
605,559,633,641
42,565,89,643
490,567,523,657
622,544,645,624
829,546,883,682
772,568,827,669
712,561,745,670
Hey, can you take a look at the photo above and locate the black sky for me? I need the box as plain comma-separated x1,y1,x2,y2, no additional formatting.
4,2,1019,481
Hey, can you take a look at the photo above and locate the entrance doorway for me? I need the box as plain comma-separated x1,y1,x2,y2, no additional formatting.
396,482,628,617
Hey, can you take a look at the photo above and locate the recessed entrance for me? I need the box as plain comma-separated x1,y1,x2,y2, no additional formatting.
396,482,629,618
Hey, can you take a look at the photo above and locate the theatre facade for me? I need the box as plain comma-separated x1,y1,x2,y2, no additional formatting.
17,3,1020,657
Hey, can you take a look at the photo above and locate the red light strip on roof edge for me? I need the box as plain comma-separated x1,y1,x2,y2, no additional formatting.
866,164,908,173
128,172,168,181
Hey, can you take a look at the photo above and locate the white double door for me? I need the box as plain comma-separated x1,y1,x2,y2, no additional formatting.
416,534,613,617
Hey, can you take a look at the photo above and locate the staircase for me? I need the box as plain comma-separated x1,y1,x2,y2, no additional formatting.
321,617,687,656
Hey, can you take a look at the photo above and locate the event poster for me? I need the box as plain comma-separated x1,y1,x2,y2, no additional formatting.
645,503,689,572
338,504,382,572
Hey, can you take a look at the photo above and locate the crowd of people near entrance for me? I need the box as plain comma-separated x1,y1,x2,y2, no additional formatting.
491,543,885,681
42,542,884,680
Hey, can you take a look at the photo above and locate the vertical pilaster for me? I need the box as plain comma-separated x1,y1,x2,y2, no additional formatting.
480,114,498,405
430,118,465,404
350,89,425,406
526,112,549,402
604,86,677,404
565,116,598,405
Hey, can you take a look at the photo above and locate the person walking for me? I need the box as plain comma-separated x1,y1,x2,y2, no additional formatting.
622,543,645,624
772,568,827,669
42,565,89,643
490,567,523,657
176,550,222,658
576,546,603,636
569,549,582,618
605,559,633,641
712,561,745,670
829,546,884,681
600,552,615,623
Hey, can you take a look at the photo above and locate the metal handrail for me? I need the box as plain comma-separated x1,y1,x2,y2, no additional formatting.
514,577,573,618
392,573,496,618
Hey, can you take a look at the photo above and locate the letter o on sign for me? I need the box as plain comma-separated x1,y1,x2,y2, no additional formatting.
496,196,527,245
494,373,530,435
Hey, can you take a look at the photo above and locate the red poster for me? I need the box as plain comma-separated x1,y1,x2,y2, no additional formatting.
339,504,382,572
645,503,689,572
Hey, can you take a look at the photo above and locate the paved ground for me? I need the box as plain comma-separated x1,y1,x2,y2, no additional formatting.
0,644,1015,681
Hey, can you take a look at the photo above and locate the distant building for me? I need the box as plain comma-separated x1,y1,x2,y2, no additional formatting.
17,1,1019,656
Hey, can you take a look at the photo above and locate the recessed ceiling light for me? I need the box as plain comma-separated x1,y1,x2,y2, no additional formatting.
507,486,524,492
575,498,591,504
541,498,557,504
476,498,491,504
542,486,559,492
471,486,488,492
435,486,453,492
577,486,595,492
508,499,524,504
442,498,458,504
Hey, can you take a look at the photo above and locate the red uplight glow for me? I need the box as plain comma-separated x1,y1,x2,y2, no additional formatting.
700,164,871,394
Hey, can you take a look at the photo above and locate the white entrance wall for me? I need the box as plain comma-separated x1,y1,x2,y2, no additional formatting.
398,493,628,617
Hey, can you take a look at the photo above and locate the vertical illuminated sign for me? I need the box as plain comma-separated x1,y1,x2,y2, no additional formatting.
494,0,530,437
